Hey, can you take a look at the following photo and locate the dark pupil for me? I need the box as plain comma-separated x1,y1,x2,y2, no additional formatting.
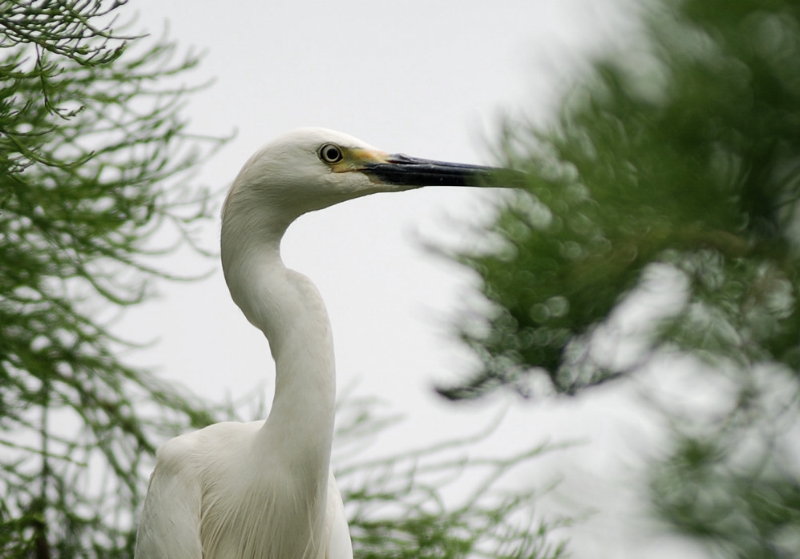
325,147,340,161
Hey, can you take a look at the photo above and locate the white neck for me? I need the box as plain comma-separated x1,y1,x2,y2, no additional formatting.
221,200,335,513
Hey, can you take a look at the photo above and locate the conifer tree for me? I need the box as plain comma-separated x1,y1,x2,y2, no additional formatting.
1,1,222,555
448,1,800,556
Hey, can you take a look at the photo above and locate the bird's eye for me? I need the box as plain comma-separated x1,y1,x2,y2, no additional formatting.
318,144,344,164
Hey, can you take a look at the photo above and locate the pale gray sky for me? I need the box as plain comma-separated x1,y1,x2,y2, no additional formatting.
124,2,705,557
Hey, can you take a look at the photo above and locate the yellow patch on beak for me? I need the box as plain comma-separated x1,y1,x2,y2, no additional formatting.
331,147,390,173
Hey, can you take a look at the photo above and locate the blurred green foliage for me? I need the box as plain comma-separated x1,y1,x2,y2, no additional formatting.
650,426,800,558
449,0,800,398
440,0,800,559
448,0,800,556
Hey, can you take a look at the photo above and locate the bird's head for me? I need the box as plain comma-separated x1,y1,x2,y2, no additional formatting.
223,127,510,231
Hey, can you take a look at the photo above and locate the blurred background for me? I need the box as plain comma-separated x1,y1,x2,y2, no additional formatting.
2,0,798,557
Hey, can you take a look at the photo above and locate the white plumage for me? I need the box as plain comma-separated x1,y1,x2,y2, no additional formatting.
135,128,499,559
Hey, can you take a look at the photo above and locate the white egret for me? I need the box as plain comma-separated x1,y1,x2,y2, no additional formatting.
134,128,504,559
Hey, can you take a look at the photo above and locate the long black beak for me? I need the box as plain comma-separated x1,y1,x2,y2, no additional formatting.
361,153,521,188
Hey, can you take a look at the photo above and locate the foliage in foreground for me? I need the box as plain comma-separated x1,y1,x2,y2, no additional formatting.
0,1,223,555
446,0,800,557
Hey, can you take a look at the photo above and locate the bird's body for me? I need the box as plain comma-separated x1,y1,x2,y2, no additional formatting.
137,421,352,558
135,128,501,559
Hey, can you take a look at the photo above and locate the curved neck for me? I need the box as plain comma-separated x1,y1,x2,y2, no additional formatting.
221,205,336,473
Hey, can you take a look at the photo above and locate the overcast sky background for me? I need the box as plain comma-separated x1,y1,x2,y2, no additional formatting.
122,1,706,557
